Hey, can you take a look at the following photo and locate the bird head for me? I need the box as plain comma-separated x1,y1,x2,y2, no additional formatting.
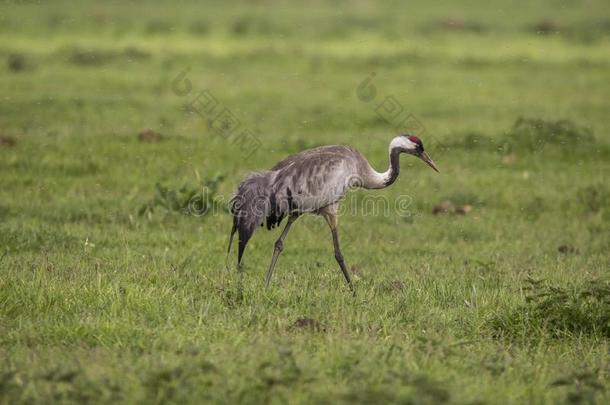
391,134,439,172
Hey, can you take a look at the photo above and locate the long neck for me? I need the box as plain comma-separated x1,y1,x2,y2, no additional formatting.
363,147,401,189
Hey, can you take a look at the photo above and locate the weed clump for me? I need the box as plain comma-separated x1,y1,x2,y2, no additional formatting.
7,53,31,72
138,174,225,218
521,196,546,220
143,360,218,403
550,368,606,404
65,47,150,66
527,19,610,42
490,278,610,339
562,20,610,43
344,373,451,404
443,118,595,155
500,117,594,153
576,185,608,214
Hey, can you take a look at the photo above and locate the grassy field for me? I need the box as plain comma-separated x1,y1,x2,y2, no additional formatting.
1,0,610,403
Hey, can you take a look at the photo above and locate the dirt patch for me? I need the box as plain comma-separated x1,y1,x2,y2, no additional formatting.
138,129,163,143
558,245,579,255
455,205,473,215
433,200,472,215
0,135,17,147
433,200,454,214
530,19,562,35
287,318,323,332
7,53,30,72
490,278,610,339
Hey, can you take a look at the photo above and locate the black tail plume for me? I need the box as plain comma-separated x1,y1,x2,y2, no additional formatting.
230,171,273,266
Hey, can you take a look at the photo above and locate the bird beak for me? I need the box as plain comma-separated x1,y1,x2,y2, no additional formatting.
419,151,439,173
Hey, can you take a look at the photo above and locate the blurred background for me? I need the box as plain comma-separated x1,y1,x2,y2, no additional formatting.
1,0,608,246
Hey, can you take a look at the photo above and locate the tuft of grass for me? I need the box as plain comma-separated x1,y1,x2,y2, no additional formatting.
490,278,610,340
521,196,546,220
500,117,595,153
6,53,31,72
138,173,225,218
443,117,596,155
343,372,451,404
550,368,607,404
576,184,608,214
64,47,150,66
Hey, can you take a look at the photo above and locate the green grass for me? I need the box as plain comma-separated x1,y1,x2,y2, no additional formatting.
1,0,610,403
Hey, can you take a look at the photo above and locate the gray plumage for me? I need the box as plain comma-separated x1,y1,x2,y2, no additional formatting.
227,135,439,293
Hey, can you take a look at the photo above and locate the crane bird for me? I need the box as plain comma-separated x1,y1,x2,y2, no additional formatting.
227,134,438,293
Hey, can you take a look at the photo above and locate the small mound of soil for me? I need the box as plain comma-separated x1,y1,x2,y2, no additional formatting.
138,129,163,143
558,244,579,255
0,135,16,147
433,200,472,215
531,20,562,35
287,318,323,332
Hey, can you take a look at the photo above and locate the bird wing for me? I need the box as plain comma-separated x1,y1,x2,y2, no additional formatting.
266,146,360,226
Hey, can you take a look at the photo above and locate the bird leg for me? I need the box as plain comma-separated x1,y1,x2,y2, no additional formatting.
225,223,237,271
322,212,355,295
264,215,297,288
